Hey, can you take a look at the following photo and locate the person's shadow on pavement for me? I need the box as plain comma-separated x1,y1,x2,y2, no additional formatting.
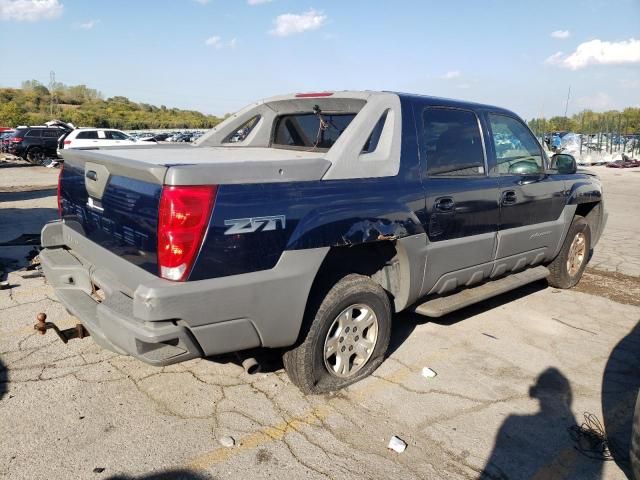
481,367,603,479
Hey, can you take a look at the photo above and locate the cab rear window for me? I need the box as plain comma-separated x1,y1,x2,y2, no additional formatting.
273,113,356,151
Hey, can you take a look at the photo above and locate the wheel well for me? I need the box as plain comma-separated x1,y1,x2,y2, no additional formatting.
575,201,603,243
310,241,404,310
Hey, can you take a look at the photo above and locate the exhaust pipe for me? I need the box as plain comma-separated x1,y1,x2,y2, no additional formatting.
241,356,261,375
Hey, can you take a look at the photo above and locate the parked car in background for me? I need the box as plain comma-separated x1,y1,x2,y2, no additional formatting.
7,124,72,163
58,128,152,152
0,130,16,153
606,155,640,168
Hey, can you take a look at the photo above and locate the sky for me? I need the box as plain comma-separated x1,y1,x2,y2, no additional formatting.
0,0,639,120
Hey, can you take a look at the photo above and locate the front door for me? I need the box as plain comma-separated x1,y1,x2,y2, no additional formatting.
485,113,568,276
415,105,501,296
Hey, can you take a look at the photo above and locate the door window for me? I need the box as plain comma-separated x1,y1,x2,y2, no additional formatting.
25,130,42,137
488,114,544,174
422,108,485,176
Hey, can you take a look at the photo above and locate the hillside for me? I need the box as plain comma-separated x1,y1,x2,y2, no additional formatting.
0,80,223,130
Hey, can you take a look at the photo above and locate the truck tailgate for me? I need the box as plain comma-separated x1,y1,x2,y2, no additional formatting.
58,146,330,277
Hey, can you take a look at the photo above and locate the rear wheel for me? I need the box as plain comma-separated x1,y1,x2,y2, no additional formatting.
26,147,45,165
283,274,391,394
547,216,591,289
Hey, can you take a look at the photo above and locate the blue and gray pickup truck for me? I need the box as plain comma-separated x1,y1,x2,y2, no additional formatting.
39,91,606,393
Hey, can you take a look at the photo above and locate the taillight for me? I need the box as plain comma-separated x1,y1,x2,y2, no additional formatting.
57,163,64,217
63,140,71,145
157,185,217,281
11,137,23,143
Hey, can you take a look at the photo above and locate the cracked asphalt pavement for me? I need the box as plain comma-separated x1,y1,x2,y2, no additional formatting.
1,157,639,479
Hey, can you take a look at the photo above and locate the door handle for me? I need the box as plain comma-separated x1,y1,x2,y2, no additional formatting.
501,190,517,205
434,197,455,212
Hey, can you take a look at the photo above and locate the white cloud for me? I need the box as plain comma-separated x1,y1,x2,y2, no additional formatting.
78,19,97,30
248,0,272,4
205,35,237,49
551,30,570,39
269,9,326,37
441,70,461,80
545,38,640,70
0,0,62,22
544,51,565,64
457,83,471,89
205,35,222,48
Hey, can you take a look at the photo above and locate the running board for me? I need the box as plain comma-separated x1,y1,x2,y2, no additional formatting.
414,266,550,318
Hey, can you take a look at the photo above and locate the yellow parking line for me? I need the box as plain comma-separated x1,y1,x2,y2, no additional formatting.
188,361,420,471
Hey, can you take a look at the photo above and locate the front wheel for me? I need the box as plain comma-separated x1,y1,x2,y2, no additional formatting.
547,216,591,289
283,274,391,394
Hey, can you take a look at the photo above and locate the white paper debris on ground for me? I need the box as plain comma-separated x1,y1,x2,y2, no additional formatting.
388,436,407,453
421,367,437,378
219,435,235,448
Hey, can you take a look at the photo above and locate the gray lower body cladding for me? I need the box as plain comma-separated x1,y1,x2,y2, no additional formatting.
40,221,328,366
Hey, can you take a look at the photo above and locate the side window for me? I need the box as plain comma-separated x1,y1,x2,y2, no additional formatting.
106,131,129,140
488,114,544,174
362,110,388,153
25,130,42,137
43,130,61,138
224,115,260,143
422,108,485,176
76,131,98,140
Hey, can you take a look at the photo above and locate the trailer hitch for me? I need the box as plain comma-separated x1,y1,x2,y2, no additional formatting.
33,312,89,344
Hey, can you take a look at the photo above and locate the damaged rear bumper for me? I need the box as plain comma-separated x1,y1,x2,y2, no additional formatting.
39,221,327,366
39,246,203,365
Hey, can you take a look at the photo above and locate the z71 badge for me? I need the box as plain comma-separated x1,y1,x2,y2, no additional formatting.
224,215,286,235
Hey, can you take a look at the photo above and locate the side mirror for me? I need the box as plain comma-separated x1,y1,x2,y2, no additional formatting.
551,153,577,174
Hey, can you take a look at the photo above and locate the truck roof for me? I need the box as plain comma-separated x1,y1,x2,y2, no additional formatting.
255,90,520,118
393,92,519,117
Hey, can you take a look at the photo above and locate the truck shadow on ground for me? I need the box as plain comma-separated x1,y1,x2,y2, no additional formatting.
0,358,6,401
388,280,549,357
105,469,210,480
601,319,640,477
209,281,551,374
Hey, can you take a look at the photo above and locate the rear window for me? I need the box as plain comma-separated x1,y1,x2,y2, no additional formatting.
273,113,356,150
43,129,62,138
76,131,99,139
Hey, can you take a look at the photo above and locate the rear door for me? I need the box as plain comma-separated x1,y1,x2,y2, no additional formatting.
416,105,501,296
485,113,567,274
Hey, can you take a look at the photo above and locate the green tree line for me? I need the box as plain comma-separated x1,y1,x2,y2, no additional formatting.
0,80,223,130
528,108,640,136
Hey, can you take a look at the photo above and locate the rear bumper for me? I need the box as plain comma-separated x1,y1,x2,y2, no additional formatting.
40,246,203,365
40,221,327,366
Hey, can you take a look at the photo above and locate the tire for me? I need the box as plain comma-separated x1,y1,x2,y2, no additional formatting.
283,274,391,394
26,147,44,165
547,215,591,289
631,393,640,480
